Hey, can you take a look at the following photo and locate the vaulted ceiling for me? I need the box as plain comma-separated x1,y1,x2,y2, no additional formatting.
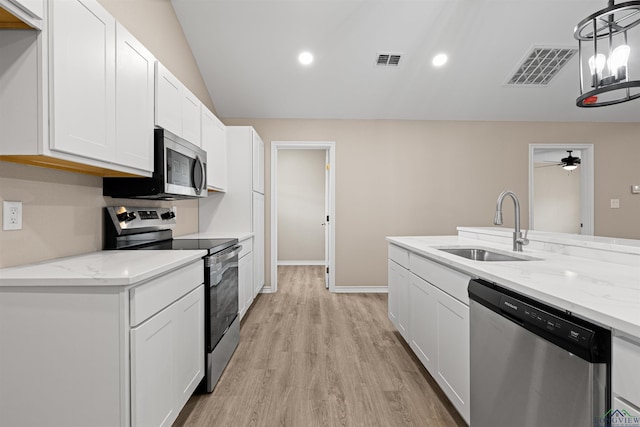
172,0,640,122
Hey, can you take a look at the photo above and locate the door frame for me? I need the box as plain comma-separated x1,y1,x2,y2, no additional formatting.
528,143,594,235
270,141,336,293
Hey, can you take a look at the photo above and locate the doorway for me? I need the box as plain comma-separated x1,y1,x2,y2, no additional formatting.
271,142,336,293
528,144,594,235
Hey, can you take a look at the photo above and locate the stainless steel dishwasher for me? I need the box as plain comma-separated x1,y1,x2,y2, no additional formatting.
468,279,611,427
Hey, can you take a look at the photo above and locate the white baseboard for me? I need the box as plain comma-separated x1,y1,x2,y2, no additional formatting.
277,260,325,266
333,286,388,294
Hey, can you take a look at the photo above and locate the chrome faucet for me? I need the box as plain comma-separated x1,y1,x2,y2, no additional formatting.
493,190,529,252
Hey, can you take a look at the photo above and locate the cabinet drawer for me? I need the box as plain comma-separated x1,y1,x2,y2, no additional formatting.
410,254,470,305
239,238,253,258
388,244,409,269
130,260,204,327
613,335,640,407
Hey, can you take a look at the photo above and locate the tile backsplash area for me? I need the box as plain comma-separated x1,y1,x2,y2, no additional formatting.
0,161,198,268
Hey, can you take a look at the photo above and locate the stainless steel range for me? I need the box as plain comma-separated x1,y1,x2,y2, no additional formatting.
104,206,240,393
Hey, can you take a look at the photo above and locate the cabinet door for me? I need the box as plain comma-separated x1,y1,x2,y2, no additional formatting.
201,107,227,191
387,260,399,327
115,23,155,172
409,273,437,372
182,89,201,146
131,285,204,427
239,251,254,319
173,285,205,410
130,302,176,427
49,0,116,162
155,62,182,137
252,192,265,296
434,287,470,424
388,259,409,340
252,131,264,194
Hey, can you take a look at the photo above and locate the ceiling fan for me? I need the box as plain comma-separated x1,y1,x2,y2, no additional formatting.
535,150,581,171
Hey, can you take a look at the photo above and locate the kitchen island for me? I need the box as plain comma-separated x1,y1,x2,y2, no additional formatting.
387,227,640,425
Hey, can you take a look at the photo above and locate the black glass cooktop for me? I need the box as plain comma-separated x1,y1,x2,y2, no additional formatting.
135,238,238,255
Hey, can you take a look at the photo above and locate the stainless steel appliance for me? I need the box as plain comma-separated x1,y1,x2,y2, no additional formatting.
103,129,207,200
469,279,610,427
104,206,240,393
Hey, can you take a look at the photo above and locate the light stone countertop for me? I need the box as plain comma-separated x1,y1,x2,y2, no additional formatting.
387,235,640,338
0,250,207,287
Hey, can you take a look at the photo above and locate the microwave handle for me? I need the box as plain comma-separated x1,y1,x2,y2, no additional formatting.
194,155,206,195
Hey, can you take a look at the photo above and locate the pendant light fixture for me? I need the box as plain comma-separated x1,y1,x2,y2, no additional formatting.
574,1,640,107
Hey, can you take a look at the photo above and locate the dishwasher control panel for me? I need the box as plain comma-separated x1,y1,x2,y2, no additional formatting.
499,295,595,350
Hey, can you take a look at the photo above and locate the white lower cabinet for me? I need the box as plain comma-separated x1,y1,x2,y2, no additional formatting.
409,273,437,372
0,259,204,427
238,236,254,320
434,285,470,422
612,334,640,421
388,259,409,340
388,245,470,424
131,285,204,427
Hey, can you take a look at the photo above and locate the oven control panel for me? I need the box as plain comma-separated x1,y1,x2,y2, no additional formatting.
106,206,177,233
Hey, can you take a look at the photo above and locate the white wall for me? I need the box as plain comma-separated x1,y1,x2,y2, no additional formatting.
277,150,325,263
533,163,581,234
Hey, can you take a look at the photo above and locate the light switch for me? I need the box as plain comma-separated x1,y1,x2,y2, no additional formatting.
610,199,620,209
632,185,640,194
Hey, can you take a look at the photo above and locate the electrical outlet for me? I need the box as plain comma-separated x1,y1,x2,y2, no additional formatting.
3,201,22,231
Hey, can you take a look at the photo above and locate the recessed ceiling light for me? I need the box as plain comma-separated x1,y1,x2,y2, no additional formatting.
432,53,448,67
298,51,313,66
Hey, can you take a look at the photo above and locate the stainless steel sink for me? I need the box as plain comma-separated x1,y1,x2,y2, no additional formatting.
437,247,540,262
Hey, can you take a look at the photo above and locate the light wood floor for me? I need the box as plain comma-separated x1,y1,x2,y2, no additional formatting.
174,266,466,427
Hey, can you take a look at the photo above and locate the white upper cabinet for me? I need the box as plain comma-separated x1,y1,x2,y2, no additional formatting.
155,62,183,138
252,131,264,194
49,0,116,162
181,88,201,147
155,61,203,148
115,23,155,172
0,0,44,29
0,0,157,176
201,107,227,191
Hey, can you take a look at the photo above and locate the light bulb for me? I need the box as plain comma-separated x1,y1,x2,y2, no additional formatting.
610,44,631,79
588,54,606,75
432,53,448,67
563,164,578,171
298,51,313,66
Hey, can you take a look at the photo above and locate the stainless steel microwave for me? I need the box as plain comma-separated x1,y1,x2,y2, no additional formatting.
104,129,207,200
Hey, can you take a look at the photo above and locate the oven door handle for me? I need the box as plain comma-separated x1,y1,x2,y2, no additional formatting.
212,245,242,264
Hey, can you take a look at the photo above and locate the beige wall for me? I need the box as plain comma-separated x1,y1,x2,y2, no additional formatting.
224,118,640,288
0,1,205,268
277,150,325,262
533,163,581,234
0,161,198,268
98,0,216,112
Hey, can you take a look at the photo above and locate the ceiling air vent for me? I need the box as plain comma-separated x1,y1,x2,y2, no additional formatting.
376,53,402,67
507,47,577,85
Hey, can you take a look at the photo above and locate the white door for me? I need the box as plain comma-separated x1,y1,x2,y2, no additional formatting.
253,192,265,296
130,306,175,427
181,89,201,146
49,0,115,162
155,62,182,137
324,150,330,288
173,286,205,410
115,22,155,172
